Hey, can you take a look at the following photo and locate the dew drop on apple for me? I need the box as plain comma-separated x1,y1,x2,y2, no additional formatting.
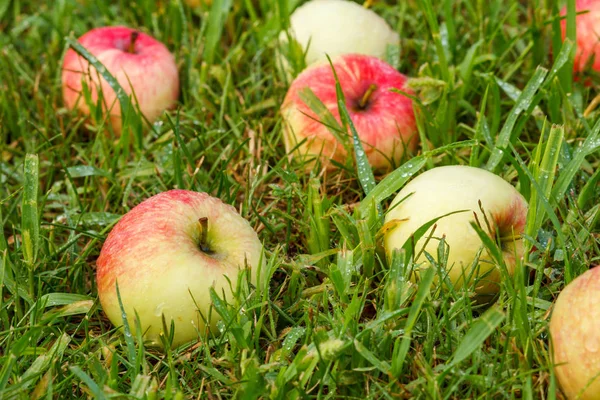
154,302,167,317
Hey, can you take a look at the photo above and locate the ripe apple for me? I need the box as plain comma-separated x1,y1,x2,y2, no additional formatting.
280,0,399,68
561,0,600,74
383,166,528,296
281,53,418,172
62,26,179,134
550,267,600,400
96,190,264,347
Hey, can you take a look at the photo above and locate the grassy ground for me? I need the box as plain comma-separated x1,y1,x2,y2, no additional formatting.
1,0,599,398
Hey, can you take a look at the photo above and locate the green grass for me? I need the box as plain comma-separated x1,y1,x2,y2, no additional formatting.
1,0,599,398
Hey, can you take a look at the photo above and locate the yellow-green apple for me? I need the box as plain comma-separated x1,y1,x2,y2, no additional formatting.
281,53,417,172
96,190,264,347
561,0,600,74
383,165,528,296
280,0,399,68
62,26,179,134
550,267,600,400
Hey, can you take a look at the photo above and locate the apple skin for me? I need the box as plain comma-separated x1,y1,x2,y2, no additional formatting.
62,26,179,134
383,166,528,296
561,0,600,74
96,190,263,348
550,267,600,400
281,53,417,172
281,0,399,67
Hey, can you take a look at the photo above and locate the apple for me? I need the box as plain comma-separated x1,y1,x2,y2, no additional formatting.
550,266,600,400
96,190,264,347
383,165,528,296
561,0,600,74
62,26,179,134
280,0,399,68
280,53,418,172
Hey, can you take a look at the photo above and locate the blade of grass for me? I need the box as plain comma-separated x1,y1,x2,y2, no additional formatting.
326,56,376,196
448,306,505,367
486,67,548,172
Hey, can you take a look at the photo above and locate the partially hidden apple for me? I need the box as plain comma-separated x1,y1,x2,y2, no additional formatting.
96,190,264,347
280,0,399,68
62,26,179,134
550,266,600,400
281,53,418,172
561,0,600,74
383,166,528,296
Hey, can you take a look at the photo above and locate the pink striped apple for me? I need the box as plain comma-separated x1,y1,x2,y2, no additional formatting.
281,54,418,172
550,266,600,399
62,26,179,134
96,190,263,347
384,166,528,296
561,0,600,74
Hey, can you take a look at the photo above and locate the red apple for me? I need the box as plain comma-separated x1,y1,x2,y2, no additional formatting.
561,0,600,74
62,26,179,134
280,54,418,172
96,190,264,347
550,266,600,399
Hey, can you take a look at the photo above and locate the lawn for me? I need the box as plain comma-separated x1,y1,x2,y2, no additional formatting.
1,0,599,398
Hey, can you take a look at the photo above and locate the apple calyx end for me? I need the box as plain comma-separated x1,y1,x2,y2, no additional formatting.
128,31,140,54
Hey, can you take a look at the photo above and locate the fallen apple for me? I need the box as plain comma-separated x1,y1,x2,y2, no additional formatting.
550,266,600,400
62,26,179,134
561,0,600,74
280,0,399,68
96,190,264,347
383,165,528,296
281,53,417,172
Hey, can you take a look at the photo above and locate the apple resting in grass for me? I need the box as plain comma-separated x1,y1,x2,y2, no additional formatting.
280,0,399,68
561,0,600,74
62,26,179,134
550,267,600,400
383,166,528,296
281,53,417,172
96,190,263,347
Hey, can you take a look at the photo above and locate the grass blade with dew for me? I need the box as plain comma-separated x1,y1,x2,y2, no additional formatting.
326,55,377,196
486,67,548,172
391,267,435,377
525,124,564,251
448,306,505,367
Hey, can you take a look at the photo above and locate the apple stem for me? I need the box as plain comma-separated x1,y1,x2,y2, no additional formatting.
128,31,139,54
358,84,378,109
198,217,209,252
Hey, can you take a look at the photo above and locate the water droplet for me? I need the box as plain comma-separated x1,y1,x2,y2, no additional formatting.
154,302,167,317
